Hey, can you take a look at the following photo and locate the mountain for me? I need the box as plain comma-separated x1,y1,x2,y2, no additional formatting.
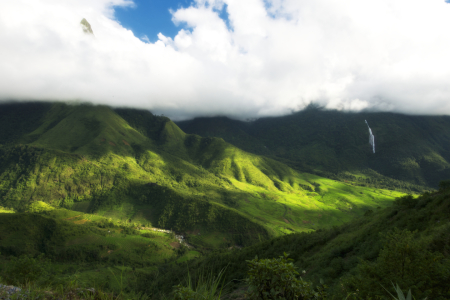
80,18,94,35
1,101,449,299
0,102,402,249
177,106,450,190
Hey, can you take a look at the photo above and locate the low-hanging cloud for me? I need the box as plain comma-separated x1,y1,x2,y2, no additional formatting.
0,0,449,120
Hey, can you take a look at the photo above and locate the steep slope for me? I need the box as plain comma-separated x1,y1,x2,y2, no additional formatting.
0,102,403,248
177,106,450,190
0,102,53,145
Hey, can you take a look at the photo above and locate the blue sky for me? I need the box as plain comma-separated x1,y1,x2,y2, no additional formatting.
113,0,192,42
114,0,190,42
114,0,230,42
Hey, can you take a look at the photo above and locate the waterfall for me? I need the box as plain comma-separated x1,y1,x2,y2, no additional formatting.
365,120,375,153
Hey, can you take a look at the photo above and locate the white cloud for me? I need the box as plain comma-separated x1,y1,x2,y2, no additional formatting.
0,0,449,120
140,35,150,43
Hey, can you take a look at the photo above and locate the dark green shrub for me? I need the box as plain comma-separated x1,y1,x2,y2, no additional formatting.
2,254,52,286
173,286,198,300
177,244,188,257
438,179,450,191
245,253,326,300
394,195,417,208
341,228,450,299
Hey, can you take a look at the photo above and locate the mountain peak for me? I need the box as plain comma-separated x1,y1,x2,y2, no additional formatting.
80,18,94,35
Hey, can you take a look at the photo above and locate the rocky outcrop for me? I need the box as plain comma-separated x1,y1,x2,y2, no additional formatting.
80,18,94,35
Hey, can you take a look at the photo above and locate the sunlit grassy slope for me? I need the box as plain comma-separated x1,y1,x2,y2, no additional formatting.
0,102,403,248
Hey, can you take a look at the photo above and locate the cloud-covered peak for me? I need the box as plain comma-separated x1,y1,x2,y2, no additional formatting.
0,0,450,120
80,18,94,35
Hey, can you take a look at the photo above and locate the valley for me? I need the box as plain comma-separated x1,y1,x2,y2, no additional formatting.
0,102,449,299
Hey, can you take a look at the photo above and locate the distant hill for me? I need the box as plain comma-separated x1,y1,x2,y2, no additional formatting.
177,106,450,190
0,102,403,249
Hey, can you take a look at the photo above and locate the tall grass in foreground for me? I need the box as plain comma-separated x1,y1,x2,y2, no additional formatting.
171,267,227,300
384,283,413,300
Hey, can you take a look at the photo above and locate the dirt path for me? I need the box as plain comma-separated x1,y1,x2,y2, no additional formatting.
63,215,82,221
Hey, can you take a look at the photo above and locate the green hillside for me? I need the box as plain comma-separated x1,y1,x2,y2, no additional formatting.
0,102,404,249
0,208,195,295
177,105,450,191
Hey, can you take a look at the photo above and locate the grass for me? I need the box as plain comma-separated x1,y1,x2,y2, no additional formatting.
0,206,14,213
171,267,227,300
217,172,403,236
176,251,201,263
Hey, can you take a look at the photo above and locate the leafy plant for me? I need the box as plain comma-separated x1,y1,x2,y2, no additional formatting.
438,179,450,191
245,253,326,300
2,254,52,286
383,283,412,300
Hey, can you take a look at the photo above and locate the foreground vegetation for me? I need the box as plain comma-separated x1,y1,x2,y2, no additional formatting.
1,182,449,299
138,181,450,299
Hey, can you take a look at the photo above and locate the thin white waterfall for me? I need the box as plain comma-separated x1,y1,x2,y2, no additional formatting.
365,120,375,153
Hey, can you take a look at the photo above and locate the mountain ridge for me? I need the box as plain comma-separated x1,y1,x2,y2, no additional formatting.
0,102,403,249
177,107,450,190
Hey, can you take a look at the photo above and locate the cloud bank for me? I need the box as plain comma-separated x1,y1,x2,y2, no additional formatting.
0,0,449,120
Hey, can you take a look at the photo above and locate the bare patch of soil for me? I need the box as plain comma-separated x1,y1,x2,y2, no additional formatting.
186,229,200,235
170,242,180,249
122,139,130,146
63,215,82,221
108,141,116,146
73,219,89,225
